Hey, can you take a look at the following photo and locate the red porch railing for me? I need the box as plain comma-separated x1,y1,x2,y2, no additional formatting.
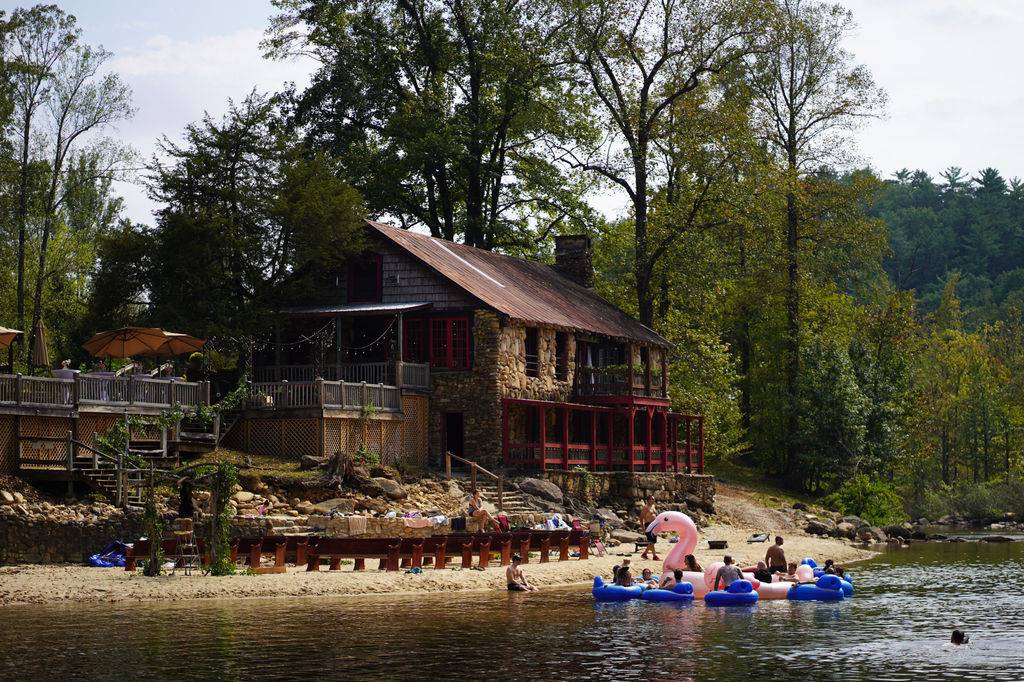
501,398,704,474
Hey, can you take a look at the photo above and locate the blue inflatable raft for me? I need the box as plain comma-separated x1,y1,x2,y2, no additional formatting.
787,575,846,602
592,576,644,602
639,582,695,603
705,579,759,606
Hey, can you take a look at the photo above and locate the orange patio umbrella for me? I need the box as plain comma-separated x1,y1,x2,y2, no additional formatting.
82,327,169,358
145,332,206,357
0,327,22,350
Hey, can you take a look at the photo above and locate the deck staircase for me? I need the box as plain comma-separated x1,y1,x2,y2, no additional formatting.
77,458,145,507
459,477,537,515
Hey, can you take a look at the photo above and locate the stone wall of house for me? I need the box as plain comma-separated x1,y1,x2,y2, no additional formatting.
497,320,575,401
428,311,502,466
308,512,558,538
541,470,715,512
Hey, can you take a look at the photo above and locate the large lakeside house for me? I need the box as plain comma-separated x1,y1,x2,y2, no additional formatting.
0,221,705,488
235,221,705,473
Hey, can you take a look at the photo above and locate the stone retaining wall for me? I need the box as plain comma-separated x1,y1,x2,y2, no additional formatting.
0,512,147,564
308,512,552,538
540,470,715,511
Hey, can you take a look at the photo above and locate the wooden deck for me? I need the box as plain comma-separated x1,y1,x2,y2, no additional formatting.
0,373,208,416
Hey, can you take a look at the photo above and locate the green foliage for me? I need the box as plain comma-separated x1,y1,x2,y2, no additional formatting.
141,484,164,577
823,475,905,526
353,445,380,467
201,462,239,576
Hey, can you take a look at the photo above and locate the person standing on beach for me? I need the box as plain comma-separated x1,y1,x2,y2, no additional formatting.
639,496,661,561
765,536,787,573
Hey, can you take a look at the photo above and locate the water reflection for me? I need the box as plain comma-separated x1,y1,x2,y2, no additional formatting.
2,542,1023,681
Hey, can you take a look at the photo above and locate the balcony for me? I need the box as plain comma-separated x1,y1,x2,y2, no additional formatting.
252,361,430,390
0,373,208,412
248,379,401,412
574,365,667,401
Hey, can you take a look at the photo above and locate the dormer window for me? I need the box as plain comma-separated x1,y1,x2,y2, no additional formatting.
348,254,382,302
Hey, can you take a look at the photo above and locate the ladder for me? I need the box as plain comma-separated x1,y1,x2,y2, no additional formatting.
171,516,202,576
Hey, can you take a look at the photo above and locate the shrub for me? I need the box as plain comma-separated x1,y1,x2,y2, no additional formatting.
823,474,905,526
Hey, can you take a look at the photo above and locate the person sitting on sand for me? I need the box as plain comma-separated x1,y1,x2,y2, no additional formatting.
752,561,773,583
659,568,684,590
684,554,703,573
614,558,634,586
635,567,658,588
765,536,787,574
506,554,536,591
467,490,501,532
713,555,743,591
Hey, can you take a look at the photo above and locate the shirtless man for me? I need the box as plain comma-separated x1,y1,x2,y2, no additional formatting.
713,555,743,591
639,495,661,561
506,554,536,591
765,536,787,574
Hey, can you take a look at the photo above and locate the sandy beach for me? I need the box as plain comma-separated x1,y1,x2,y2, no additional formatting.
0,523,875,606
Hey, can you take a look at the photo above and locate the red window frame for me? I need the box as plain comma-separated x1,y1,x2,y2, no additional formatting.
427,316,471,369
348,254,382,303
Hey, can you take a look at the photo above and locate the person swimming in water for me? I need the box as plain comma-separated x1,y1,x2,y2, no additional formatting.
950,630,969,646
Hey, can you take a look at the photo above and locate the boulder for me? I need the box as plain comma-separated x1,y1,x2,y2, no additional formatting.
611,529,644,544
372,477,408,501
299,455,324,471
806,518,837,536
593,508,624,529
519,478,563,504
232,491,254,504
360,479,386,498
841,515,866,529
835,522,857,539
685,494,713,514
936,515,956,525
857,526,888,543
981,535,1014,543
0,490,14,505
883,524,911,539
12,492,25,504
792,502,808,511
313,498,357,514
916,518,930,526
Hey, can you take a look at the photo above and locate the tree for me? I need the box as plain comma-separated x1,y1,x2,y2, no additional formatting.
560,0,762,327
265,0,593,250
748,0,885,474
24,39,134,368
98,93,366,347
5,4,78,368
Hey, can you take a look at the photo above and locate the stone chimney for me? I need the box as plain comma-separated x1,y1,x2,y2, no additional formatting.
553,235,593,288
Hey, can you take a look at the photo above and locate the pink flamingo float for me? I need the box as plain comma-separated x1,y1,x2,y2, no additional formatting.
645,511,791,600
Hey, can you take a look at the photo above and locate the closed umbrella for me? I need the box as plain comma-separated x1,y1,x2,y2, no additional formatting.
0,327,22,350
83,327,169,358
145,332,206,357
31,319,49,370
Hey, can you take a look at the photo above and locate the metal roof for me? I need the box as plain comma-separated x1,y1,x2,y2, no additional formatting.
367,222,669,347
283,302,433,317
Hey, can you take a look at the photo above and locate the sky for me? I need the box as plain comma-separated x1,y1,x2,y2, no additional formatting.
9,0,1024,224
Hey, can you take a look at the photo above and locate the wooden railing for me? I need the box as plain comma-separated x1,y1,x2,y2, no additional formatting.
248,379,401,411
253,362,430,390
0,373,207,411
445,451,504,513
574,366,667,399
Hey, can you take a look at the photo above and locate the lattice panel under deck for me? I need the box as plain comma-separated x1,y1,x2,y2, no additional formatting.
400,395,429,465
0,416,16,474
19,416,74,469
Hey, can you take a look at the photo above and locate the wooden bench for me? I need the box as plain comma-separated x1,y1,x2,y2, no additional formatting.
125,536,313,572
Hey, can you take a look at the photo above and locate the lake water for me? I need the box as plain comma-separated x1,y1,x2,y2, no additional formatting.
2,540,1023,681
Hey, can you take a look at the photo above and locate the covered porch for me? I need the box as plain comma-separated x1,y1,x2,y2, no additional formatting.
254,303,430,390
501,398,704,473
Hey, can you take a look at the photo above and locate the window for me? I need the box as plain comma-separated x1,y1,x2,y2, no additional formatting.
524,327,539,377
555,332,568,381
428,317,470,369
348,254,382,302
403,318,426,362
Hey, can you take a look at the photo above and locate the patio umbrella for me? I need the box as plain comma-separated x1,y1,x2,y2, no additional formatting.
31,318,49,369
0,327,22,350
82,327,169,358
145,332,206,357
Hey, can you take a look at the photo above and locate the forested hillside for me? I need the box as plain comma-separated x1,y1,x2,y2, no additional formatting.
874,168,1024,327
